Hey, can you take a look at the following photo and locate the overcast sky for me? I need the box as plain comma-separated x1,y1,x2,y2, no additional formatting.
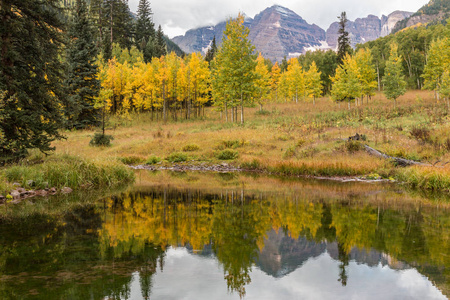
128,0,429,38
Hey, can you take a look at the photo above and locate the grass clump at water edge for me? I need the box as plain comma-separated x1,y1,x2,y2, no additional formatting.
2,155,135,190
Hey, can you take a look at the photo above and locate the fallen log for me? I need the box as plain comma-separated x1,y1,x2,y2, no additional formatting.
364,145,431,167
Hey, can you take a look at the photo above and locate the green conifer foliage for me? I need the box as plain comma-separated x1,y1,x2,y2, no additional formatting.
155,25,167,58
0,0,66,161
205,36,217,63
66,0,101,129
102,0,134,52
337,12,352,65
135,0,155,60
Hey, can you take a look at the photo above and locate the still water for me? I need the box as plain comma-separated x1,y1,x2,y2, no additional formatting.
0,171,448,299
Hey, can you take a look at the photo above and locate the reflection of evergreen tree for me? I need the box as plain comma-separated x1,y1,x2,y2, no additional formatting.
337,242,349,286
315,203,337,242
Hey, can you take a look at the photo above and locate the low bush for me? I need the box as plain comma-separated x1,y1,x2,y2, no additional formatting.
346,141,364,153
215,149,239,160
119,156,144,165
182,144,200,152
166,152,189,163
90,133,114,147
410,126,430,144
145,155,161,165
217,140,244,150
241,159,261,170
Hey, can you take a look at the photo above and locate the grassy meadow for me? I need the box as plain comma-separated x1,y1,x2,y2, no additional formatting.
46,89,450,193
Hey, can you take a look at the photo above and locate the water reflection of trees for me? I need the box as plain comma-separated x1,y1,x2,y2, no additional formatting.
0,187,448,299
98,188,449,297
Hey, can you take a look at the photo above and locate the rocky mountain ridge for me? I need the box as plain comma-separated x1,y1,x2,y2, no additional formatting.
171,5,414,61
326,11,413,49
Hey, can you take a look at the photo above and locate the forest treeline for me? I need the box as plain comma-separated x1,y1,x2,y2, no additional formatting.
1,0,450,160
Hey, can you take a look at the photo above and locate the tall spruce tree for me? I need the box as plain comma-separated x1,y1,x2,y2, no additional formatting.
135,0,155,53
66,0,101,129
337,12,352,65
205,36,217,63
102,0,134,53
0,0,66,161
155,25,167,58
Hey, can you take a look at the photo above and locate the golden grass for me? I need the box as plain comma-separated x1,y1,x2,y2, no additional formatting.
47,89,450,193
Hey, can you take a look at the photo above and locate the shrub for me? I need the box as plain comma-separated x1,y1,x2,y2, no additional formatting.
283,147,297,159
90,133,114,147
217,140,244,150
119,156,144,165
166,152,188,163
215,149,239,160
241,159,261,169
410,126,430,144
296,139,306,148
346,141,363,153
145,155,161,165
255,109,271,115
182,144,200,152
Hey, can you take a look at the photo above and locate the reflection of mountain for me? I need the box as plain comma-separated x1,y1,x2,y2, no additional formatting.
256,230,410,279
256,229,326,278
327,243,409,270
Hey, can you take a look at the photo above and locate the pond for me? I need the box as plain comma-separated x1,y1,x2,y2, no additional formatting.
0,171,448,299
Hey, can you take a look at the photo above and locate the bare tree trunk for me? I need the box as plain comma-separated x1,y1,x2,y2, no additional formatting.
240,91,244,124
225,101,228,122
377,64,381,92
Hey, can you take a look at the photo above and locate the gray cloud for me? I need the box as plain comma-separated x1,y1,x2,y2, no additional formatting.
128,0,428,38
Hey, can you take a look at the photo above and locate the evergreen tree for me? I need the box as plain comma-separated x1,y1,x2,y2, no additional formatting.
89,0,104,47
0,0,66,161
102,0,134,53
383,43,407,108
280,56,288,72
135,0,155,54
155,25,167,58
337,12,352,65
66,0,101,129
205,36,217,63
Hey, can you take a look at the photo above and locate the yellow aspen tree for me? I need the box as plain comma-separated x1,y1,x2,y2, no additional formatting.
383,43,406,109
271,62,281,102
255,53,271,111
355,48,377,105
213,14,257,124
155,55,169,122
286,58,304,103
305,61,322,105
189,52,211,118
331,54,361,110
278,71,290,103
177,58,190,119
423,37,450,101
165,52,181,121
